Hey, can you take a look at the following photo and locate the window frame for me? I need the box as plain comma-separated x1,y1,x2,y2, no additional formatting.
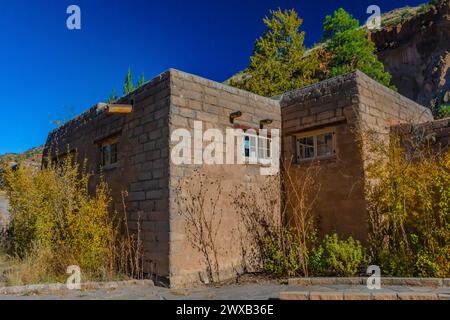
100,136,119,168
242,133,272,164
295,127,336,162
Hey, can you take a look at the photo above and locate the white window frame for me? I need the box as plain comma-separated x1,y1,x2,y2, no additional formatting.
295,127,336,162
242,133,272,163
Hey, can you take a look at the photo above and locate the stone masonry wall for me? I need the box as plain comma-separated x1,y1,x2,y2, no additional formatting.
355,70,434,187
280,72,368,241
167,69,281,287
44,71,172,283
394,117,450,154
279,71,433,242
356,70,433,133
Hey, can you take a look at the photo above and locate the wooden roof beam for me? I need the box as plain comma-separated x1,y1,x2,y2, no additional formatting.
96,103,133,114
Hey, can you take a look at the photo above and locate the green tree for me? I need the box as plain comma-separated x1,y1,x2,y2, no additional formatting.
137,73,145,88
323,8,394,88
123,67,135,95
231,9,321,97
107,88,117,103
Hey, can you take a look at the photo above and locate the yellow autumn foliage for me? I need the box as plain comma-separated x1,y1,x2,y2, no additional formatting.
1,156,142,284
366,134,450,277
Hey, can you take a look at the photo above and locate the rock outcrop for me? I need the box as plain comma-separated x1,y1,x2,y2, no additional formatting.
369,0,450,113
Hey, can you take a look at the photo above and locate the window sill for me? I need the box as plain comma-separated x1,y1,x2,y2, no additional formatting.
243,157,273,166
295,155,337,164
101,162,119,172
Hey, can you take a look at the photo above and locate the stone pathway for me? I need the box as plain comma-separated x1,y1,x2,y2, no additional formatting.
0,282,448,300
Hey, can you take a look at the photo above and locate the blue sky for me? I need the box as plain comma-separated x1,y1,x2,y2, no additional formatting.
0,0,426,154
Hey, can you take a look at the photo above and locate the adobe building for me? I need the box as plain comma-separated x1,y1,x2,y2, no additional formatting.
44,69,282,287
44,68,442,287
279,70,433,241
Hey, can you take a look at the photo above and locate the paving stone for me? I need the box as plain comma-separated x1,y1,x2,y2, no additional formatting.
417,278,443,287
438,294,450,300
287,278,311,286
310,291,344,300
371,292,398,300
309,278,336,286
343,292,371,300
397,292,439,300
391,278,432,287
0,280,448,300
279,291,309,300
334,277,364,285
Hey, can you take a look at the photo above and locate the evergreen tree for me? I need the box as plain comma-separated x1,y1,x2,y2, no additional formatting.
137,73,145,88
322,8,394,88
123,67,135,95
231,9,321,97
107,88,117,103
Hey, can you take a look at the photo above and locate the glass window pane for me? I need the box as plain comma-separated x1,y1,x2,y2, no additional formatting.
244,136,250,158
258,144,264,159
317,133,333,157
249,136,257,159
111,143,118,163
266,138,271,159
258,137,270,160
102,145,111,166
299,136,314,159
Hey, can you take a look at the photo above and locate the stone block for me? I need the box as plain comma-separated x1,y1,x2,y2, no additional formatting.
279,292,309,300
343,292,372,300
397,292,439,300
310,292,344,300
371,292,398,300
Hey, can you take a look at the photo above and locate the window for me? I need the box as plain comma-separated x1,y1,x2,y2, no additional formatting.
243,135,257,160
317,132,334,157
298,136,314,159
100,138,118,167
258,136,271,161
295,128,335,161
243,133,272,162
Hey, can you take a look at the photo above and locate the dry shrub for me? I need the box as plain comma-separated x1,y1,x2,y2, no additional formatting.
232,160,321,277
1,156,143,284
113,191,143,279
231,175,281,273
364,128,450,277
282,160,321,276
173,169,223,283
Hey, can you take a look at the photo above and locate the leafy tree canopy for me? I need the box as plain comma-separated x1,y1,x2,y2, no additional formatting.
322,8,359,41
231,9,321,97
323,8,394,88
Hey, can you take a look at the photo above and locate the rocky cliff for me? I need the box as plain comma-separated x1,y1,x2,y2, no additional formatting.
370,0,450,114
227,1,450,115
